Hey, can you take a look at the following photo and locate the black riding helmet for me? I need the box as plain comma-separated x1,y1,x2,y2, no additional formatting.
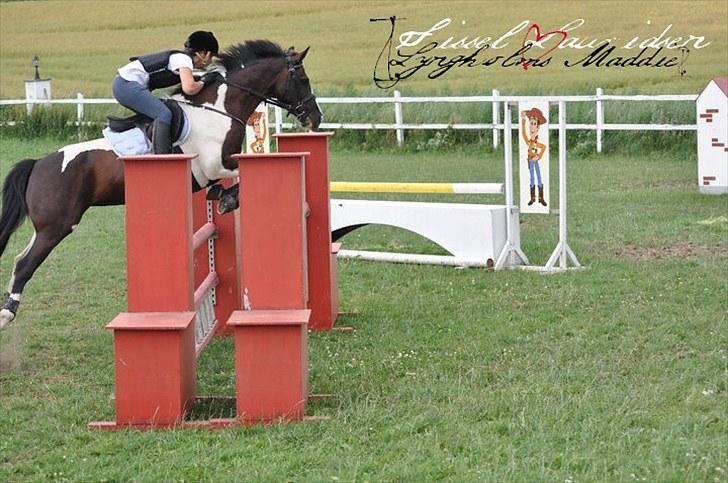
185,31,219,56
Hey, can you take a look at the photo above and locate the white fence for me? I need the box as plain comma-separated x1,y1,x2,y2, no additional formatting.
0,89,698,153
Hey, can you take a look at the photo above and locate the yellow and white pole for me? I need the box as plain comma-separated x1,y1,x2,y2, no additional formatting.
329,182,504,194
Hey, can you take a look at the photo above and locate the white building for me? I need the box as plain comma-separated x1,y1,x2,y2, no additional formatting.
696,77,728,194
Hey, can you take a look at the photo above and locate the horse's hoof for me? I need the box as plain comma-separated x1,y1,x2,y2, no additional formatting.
217,202,236,215
0,294,19,330
217,196,239,215
0,309,15,330
216,185,239,215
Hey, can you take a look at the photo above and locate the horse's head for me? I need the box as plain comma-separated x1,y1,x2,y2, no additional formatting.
274,46,322,130
216,40,322,130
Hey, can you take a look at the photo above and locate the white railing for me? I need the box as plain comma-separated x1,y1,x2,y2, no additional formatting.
1,89,698,153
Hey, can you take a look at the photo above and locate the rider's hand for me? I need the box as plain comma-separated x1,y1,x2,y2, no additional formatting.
201,71,224,87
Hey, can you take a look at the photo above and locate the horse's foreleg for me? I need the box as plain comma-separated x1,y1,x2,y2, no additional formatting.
0,227,71,329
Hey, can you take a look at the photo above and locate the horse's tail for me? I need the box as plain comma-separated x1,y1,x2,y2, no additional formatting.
0,159,36,257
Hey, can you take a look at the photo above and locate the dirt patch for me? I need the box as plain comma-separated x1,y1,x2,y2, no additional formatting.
0,323,25,374
636,179,695,189
617,241,728,261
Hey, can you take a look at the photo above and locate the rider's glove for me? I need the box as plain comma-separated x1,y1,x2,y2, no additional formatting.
200,71,224,87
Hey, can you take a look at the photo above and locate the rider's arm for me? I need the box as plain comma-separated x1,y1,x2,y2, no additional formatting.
179,67,204,96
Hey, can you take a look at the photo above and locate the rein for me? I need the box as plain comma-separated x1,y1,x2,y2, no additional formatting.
174,99,248,128
220,81,313,125
174,52,315,127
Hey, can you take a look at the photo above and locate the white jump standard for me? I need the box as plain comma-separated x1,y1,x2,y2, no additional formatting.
329,98,581,272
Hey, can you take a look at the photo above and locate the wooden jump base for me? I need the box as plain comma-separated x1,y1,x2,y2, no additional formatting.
276,132,342,331
90,144,332,429
88,154,227,429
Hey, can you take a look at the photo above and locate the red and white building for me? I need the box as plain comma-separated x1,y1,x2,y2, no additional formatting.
696,77,728,194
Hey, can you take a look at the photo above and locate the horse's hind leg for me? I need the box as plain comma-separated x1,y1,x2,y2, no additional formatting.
0,230,37,327
0,226,73,328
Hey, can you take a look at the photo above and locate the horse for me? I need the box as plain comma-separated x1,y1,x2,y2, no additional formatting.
0,40,322,329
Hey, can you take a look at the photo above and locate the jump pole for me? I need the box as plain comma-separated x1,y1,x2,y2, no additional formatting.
543,100,581,270
275,132,341,331
330,182,504,194
495,101,530,269
503,99,581,272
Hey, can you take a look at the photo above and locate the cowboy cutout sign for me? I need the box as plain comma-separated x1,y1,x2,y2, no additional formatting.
518,102,551,214
246,104,270,154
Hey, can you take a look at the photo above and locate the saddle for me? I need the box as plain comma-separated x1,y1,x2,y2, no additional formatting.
106,99,187,144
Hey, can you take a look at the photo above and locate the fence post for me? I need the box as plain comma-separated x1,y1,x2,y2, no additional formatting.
393,90,404,147
596,87,603,153
77,93,84,140
274,105,283,134
492,89,500,149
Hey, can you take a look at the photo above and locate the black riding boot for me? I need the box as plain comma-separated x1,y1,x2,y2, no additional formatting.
538,185,547,206
152,120,172,154
527,186,536,205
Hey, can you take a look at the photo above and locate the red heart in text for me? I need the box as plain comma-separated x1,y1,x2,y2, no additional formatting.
519,23,568,70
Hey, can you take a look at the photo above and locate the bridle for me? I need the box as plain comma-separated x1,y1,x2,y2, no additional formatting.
174,51,316,128
221,51,316,125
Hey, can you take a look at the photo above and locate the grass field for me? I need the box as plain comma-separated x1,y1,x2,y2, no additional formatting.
1,1,727,98
0,133,726,481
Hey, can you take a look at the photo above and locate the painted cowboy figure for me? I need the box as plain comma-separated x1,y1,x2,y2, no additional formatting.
112,31,221,154
521,107,548,206
247,111,267,153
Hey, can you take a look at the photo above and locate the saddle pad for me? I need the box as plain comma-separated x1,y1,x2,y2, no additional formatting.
102,127,151,156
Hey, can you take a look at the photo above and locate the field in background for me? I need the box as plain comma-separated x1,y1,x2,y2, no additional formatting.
0,134,726,481
1,1,727,98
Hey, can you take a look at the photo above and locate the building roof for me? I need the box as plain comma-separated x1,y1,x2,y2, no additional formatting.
710,77,728,96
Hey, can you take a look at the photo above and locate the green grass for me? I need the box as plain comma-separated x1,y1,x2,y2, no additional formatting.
1,3,726,480
0,134,726,481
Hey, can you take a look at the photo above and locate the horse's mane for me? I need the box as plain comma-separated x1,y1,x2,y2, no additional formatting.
217,40,286,72
169,40,285,97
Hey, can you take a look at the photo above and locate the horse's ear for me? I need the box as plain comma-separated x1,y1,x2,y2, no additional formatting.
300,46,310,60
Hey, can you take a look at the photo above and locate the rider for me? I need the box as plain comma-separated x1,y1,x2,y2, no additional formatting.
112,31,220,154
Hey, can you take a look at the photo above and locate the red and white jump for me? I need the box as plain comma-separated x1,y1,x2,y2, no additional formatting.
90,132,340,429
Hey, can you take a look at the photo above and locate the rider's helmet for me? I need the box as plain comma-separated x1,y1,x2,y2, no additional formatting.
185,31,219,56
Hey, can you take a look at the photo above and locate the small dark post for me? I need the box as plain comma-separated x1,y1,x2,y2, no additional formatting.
32,55,40,80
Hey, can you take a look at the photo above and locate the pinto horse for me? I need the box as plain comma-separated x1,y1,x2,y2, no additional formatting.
0,40,322,328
